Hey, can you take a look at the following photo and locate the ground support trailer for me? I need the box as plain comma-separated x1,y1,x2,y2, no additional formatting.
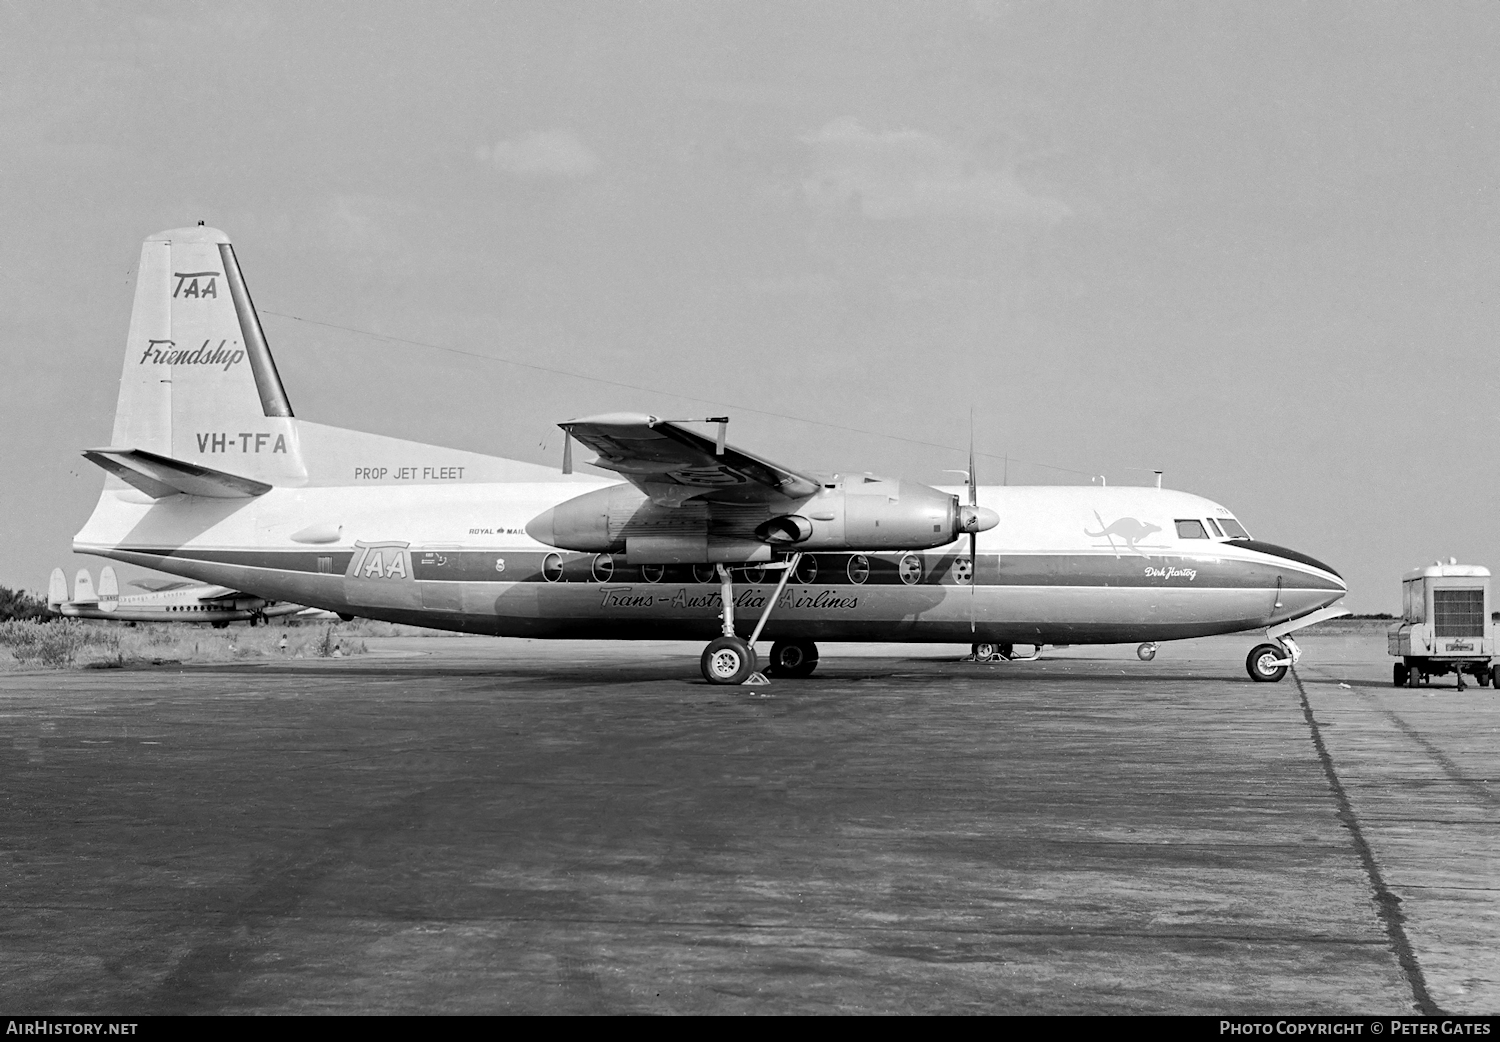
1388,560,1496,689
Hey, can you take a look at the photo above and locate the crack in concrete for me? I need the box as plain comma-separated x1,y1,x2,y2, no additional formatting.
1291,668,1442,1016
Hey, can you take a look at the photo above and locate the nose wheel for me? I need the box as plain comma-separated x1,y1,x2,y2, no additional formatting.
1137,642,1158,661
1248,635,1296,683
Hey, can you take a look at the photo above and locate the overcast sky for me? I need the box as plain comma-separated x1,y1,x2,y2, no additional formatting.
2,1,1497,613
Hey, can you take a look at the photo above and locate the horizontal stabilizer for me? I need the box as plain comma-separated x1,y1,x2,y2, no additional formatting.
83,447,272,499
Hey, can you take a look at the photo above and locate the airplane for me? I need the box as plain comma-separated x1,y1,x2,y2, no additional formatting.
71,225,1348,685
47,565,305,627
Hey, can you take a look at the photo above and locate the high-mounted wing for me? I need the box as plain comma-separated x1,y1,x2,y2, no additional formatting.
561,413,820,506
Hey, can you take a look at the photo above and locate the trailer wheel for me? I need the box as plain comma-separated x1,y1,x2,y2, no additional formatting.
1478,667,1491,688
1393,662,1408,687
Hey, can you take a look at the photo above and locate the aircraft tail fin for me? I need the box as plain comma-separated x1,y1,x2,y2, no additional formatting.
109,226,305,485
97,567,118,611
48,568,67,609
72,570,96,605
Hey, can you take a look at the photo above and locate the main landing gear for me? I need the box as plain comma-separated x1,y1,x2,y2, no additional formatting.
699,554,818,685
969,643,1043,662
767,639,819,678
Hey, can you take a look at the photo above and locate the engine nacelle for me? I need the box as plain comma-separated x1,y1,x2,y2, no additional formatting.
525,475,998,561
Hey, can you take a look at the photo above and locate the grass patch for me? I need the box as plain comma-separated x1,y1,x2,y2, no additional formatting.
0,619,369,670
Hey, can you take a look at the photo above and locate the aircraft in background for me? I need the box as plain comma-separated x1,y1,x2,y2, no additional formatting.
71,225,1347,684
47,565,305,627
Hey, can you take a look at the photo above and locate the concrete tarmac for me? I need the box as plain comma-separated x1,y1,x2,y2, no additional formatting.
1,628,1495,1014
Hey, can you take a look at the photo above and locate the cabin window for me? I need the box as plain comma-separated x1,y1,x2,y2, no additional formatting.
899,554,923,585
1175,520,1209,539
1205,518,1224,537
542,553,564,582
846,554,870,585
1218,518,1250,539
591,554,615,583
1404,581,1424,623
794,556,819,584
317,557,332,574
1433,589,1484,637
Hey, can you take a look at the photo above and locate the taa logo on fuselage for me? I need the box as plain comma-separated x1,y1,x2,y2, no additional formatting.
348,542,411,581
173,271,221,299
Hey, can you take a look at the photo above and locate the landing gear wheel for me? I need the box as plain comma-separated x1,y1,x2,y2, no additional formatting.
1137,642,1158,662
1246,643,1288,683
1393,662,1408,687
701,636,757,685
767,640,819,678
973,642,999,662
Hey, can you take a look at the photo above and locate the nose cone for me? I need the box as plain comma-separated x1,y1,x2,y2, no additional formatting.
958,505,999,534
524,507,556,547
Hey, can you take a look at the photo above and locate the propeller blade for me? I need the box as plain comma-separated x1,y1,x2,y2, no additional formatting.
968,414,977,508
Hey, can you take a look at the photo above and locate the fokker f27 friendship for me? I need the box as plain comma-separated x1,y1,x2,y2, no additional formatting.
72,226,1348,684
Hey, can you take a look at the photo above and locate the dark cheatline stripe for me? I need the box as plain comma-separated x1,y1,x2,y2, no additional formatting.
117,547,1342,591
129,547,354,575
1232,539,1341,579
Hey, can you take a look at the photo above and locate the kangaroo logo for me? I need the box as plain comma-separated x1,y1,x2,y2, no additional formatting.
1085,513,1162,558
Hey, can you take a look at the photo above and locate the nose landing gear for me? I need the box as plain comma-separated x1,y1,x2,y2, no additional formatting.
1246,637,1299,683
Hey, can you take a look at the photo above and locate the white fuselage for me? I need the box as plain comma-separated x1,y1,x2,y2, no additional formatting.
75,462,1346,644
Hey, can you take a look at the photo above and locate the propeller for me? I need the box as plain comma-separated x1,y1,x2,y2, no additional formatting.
967,428,977,634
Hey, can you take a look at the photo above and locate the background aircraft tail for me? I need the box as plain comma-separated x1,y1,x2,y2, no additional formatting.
48,568,67,609
72,570,96,605
97,566,119,611
106,226,306,486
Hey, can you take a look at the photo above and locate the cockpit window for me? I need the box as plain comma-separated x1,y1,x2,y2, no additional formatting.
1175,520,1208,539
1205,518,1223,537
1218,518,1250,539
